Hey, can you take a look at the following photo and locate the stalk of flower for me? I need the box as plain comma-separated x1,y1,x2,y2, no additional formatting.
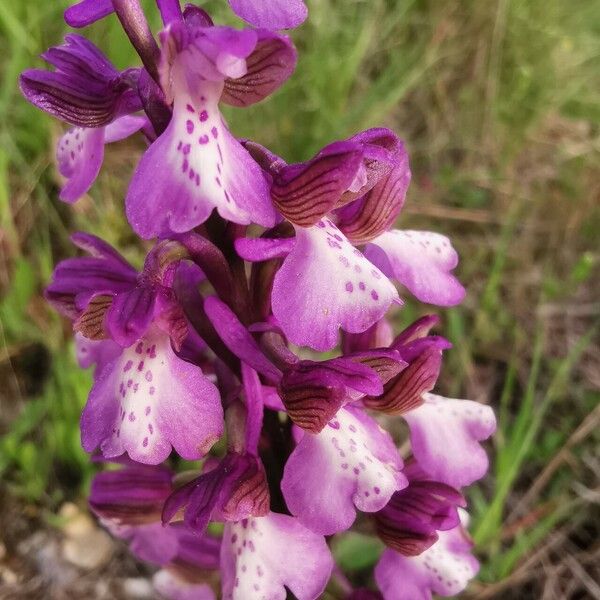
22,1,496,599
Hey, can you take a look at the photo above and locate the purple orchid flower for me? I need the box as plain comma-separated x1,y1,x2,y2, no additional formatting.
236,129,464,351
46,233,223,464
220,512,333,600
125,17,296,239
20,35,147,202
281,405,408,535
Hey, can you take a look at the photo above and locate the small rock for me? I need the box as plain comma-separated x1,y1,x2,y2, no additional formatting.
0,566,18,585
60,503,114,570
62,528,114,570
122,577,154,599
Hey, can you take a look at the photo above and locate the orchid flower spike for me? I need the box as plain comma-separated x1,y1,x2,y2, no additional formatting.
24,1,495,597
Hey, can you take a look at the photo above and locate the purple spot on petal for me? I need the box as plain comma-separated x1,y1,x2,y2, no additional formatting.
374,486,381,494
182,159,189,173
186,120,194,134
137,361,144,371
211,126,218,139
198,134,209,145
123,360,133,372
148,424,154,434
145,371,153,382
371,290,379,301
135,342,144,354
199,110,208,122
215,177,221,187
149,386,155,395
186,104,195,113
182,143,191,155
143,437,148,447
359,282,366,291
371,269,381,279
145,406,151,416
345,282,353,293
128,412,136,422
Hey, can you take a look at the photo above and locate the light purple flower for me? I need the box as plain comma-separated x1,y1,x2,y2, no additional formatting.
81,324,223,464
375,513,479,600
404,392,496,488
271,218,401,351
125,21,296,238
220,512,333,600
281,405,407,535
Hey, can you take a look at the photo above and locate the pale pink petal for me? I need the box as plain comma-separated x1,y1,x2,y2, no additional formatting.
375,520,479,600
281,406,407,534
364,230,465,306
404,393,496,487
272,219,399,351
81,327,223,464
220,513,333,600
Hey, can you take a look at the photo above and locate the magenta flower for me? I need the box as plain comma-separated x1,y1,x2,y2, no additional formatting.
23,1,496,597
125,18,296,238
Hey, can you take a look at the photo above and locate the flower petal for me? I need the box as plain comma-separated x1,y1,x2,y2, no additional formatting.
64,0,114,28
220,513,333,600
20,35,138,127
222,29,297,107
272,219,399,351
282,406,407,534
81,327,223,464
104,114,146,143
375,522,479,600
364,230,465,306
56,126,105,203
404,393,496,487
271,141,363,227
89,464,173,525
105,286,157,347
75,333,121,375
228,0,307,29
234,236,295,262
204,296,282,383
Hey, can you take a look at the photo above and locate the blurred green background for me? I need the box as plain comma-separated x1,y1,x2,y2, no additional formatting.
0,0,599,598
